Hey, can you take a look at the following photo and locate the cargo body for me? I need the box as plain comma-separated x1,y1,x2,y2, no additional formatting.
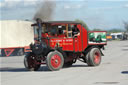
0,20,34,56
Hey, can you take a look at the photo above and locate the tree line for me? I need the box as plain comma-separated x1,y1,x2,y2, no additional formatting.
75,19,128,33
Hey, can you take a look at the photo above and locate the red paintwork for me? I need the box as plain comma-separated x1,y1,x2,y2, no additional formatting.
94,52,100,64
50,38,74,51
38,23,106,52
24,46,31,52
80,24,88,51
41,24,88,52
51,54,61,68
4,48,14,56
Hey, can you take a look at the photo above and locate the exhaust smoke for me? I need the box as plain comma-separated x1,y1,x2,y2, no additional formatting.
33,0,56,21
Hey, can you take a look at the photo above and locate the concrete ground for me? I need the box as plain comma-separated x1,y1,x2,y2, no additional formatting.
0,40,128,85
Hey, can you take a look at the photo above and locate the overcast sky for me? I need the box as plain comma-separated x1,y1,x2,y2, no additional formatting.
0,0,128,30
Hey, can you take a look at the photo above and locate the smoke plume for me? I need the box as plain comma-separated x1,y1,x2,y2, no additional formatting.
33,0,56,21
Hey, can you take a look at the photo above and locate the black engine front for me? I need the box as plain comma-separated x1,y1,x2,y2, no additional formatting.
30,18,50,56
30,42,47,55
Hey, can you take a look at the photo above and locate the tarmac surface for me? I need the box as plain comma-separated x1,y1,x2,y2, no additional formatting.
0,40,128,85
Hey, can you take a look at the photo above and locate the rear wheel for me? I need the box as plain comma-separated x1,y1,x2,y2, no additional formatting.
86,48,101,66
46,51,64,71
24,53,41,71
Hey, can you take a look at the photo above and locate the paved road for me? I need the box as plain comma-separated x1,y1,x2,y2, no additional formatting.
0,41,128,85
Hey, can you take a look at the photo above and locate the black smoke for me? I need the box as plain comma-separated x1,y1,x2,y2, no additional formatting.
33,0,56,21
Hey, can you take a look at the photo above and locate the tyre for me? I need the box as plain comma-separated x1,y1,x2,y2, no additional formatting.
24,53,41,71
46,51,64,71
86,48,101,66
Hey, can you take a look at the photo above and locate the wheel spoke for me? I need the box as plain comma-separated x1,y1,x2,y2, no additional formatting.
94,52,100,64
24,54,40,71
51,54,61,68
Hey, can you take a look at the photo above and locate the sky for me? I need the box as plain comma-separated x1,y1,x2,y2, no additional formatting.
0,0,128,30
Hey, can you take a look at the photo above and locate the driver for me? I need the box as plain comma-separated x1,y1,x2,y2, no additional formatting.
72,25,80,36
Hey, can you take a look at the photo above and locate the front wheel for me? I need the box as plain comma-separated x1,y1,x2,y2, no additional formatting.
24,53,41,71
86,48,101,66
46,51,64,71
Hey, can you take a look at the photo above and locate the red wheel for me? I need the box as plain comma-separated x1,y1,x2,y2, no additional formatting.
46,51,64,71
24,53,40,71
94,52,100,64
86,48,101,66
51,54,61,68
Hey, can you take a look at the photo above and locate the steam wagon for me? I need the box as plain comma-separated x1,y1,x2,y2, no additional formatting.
24,19,107,71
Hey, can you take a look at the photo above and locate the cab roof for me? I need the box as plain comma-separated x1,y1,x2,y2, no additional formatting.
31,21,81,26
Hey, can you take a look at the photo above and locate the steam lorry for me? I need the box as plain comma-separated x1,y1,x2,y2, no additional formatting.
24,18,107,71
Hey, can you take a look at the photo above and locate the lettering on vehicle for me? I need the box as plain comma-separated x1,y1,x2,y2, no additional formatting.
50,39,73,46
